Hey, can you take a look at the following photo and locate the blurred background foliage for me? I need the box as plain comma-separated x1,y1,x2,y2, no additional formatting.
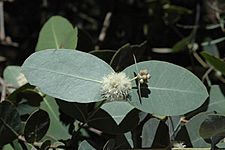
0,0,224,69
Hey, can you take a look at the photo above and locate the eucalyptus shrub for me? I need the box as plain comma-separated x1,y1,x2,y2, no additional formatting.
0,16,225,150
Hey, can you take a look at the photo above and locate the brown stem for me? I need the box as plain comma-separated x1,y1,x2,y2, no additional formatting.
0,77,7,102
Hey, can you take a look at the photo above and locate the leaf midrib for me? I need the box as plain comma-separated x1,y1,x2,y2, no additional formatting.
149,86,206,95
25,66,102,84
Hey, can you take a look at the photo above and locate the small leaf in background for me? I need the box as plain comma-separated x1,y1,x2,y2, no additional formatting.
114,134,132,149
163,4,192,15
207,85,225,114
40,140,51,150
40,96,70,140
201,51,225,75
24,109,50,143
77,28,95,52
124,60,208,116
2,144,14,150
88,105,139,134
35,16,78,51
103,139,115,150
89,50,115,64
110,41,147,71
185,112,211,147
201,37,225,47
199,114,225,146
172,36,191,52
124,132,133,148
201,38,220,57
22,49,114,103
6,84,42,116
3,66,27,89
142,118,160,148
0,101,22,146
78,140,95,150
101,101,135,125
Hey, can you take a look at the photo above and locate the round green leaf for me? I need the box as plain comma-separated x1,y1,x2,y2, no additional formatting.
3,66,27,88
36,16,78,51
124,60,208,116
22,49,114,103
0,101,22,146
24,109,50,143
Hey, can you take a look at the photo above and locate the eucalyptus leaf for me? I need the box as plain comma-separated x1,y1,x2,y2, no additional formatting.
124,60,208,116
78,140,95,150
103,139,116,150
185,112,211,147
142,118,160,148
110,41,147,71
2,144,14,150
163,4,192,14
3,66,27,88
201,37,225,46
35,16,78,51
22,49,114,103
0,101,22,146
172,36,190,52
40,96,70,140
101,101,135,125
207,85,225,114
88,106,139,134
89,50,115,64
124,132,133,148
199,114,225,145
24,109,50,143
201,51,225,75
202,38,220,57
56,100,89,123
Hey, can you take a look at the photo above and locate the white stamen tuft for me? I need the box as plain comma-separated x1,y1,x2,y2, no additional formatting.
101,72,132,101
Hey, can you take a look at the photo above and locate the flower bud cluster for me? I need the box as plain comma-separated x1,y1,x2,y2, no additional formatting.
137,69,151,84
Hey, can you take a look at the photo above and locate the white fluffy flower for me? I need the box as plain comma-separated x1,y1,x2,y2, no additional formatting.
173,142,186,148
101,72,132,101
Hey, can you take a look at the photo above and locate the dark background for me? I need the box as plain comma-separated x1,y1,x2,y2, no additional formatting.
1,0,225,72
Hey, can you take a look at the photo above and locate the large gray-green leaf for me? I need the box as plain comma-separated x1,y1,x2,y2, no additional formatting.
22,49,114,103
35,16,78,51
207,85,225,114
101,101,135,125
3,66,27,88
124,60,208,116
40,96,70,140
